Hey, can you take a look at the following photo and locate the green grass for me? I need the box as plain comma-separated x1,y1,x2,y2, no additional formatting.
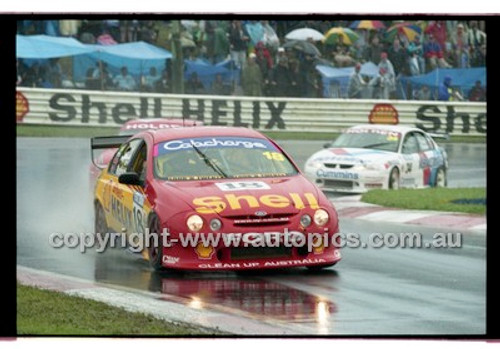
17,124,120,138
17,283,218,335
361,187,486,215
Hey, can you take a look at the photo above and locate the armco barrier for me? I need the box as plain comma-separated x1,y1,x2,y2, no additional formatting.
16,87,486,136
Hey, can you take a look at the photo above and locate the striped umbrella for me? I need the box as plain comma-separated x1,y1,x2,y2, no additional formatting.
385,22,422,42
349,20,386,30
323,27,360,46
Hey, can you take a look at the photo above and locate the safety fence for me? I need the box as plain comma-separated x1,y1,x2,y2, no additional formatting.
16,87,486,136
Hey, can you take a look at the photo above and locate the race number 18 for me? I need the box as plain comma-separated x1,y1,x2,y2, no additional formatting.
263,151,284,161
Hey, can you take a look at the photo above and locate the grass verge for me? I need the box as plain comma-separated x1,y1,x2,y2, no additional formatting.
361,187,486,215
16,124,486,143
17,283,217,335
17,124,120,138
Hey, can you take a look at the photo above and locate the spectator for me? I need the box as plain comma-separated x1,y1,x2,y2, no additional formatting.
120,20,139,42
333,45,355,67
299,53,320,98
113,66,137,91
468,80,486,101
388,38,408,76
378,52,396,97
97,29,118,45
185,72,205,94
425,20,448,52
288,59,301,97
211,73,229,95
438,75,463,101
450,23,469,68
424,34,451,70
46,58,63,88
254,41,273,94
138,21,158,44
85,67,99,90
413,85,432,100
364,35,384,65
407,35,426,75
103,20,120,42
229,20,250,69
347,63,366,99
92,61,113,90
270,56,292,97
369,67,392,100
241,53,263,96
276,47,287,64
59,20,81,37
467,21,487,67
141,67,162,92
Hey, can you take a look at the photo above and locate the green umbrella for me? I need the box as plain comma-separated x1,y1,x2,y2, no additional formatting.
323,27,359,46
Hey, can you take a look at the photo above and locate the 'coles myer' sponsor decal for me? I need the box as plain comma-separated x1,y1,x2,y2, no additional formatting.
16,92,29,122
369,103,399,125
193,192,319,214
215,181,270,191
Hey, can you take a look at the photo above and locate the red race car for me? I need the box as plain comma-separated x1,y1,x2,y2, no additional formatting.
91,127,341,271
89,118,201,187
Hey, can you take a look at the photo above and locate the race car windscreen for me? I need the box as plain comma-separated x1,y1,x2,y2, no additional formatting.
332,128,401,152
154,137,298,180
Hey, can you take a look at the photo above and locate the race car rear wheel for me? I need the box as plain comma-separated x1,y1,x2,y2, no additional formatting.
94,202,109,246
148,214,164,271
389,167,400,190
435,167,447,187
306,262,337,271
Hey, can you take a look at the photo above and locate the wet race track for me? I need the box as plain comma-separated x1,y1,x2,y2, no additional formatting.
16,138,486,335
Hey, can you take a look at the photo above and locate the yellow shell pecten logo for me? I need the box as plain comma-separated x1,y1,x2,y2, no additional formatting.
195,242,215,259
16,91,29,122
369,103,399,125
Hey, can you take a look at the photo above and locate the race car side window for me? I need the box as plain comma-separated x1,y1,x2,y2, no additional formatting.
129,142,147,182
109,139,143,177
415,132,433,152
402,133,419,154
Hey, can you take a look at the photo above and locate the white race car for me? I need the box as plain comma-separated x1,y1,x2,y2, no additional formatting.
304,124,449,193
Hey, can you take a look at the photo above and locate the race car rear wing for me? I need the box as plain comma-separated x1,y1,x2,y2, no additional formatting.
90,135,130,169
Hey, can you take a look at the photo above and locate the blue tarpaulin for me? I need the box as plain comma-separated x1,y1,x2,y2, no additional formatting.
400,67,486,99
16,34,96,59
316,62,379,98
184,58,240,90
73,41,173,81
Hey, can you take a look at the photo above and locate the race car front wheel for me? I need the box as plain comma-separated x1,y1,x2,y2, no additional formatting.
435,167,447,187
388,168,400,190
148,214,164,271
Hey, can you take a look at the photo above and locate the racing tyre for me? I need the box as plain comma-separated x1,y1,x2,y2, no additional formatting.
306,262,337,271
94,202,109,247
388,168,400,190
435,167,447,188
148,214,164,271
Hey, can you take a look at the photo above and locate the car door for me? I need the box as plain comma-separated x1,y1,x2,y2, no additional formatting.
400,132,421,188
104,138,144,234
414,131,438,187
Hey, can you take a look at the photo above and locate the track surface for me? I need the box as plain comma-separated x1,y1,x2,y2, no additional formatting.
16,138,486,335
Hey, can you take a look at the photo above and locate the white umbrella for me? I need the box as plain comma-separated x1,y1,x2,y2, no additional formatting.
285,27,324,42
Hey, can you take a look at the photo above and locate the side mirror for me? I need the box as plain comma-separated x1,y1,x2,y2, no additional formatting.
323,142,332,149
118,172,142,186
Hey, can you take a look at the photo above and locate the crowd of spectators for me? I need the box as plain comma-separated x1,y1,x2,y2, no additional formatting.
17,19,486,101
